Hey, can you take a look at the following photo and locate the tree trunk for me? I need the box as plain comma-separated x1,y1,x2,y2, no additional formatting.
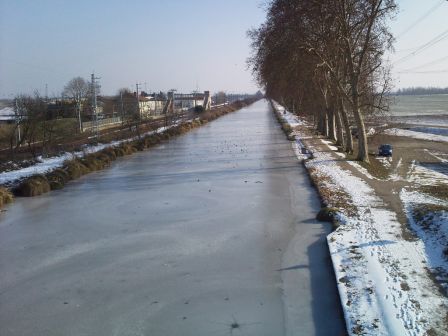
318,109,328,136
335,105,345,148
317,110,324,134
77,103,83,133
322,109,329,137
339,99,353,153
352,98,369,162
328,104,337,141
9,137,15,161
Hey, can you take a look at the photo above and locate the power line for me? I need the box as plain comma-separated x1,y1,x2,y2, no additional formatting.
397,54,448,72
393,28,448,65
398,69,448,74
396,0,446,39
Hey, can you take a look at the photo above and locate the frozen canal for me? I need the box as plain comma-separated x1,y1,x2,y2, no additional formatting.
0,100,345,335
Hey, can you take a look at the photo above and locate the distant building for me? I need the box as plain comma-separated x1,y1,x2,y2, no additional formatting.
0,106,15,124
173,92,206,110
97,93,165,120
138,95,165,118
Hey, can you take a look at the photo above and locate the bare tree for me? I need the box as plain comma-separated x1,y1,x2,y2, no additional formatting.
63,77,89,133
12,92,47,158
248,0,396,163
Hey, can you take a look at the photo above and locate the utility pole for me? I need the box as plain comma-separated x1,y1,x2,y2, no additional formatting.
171,89,177,115
91,73,100,141
120,91,124,125
45,84,48,102
135,82,143,120
14,98,22,147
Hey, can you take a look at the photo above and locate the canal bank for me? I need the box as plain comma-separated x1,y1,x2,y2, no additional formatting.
271,100,448,335
0,99,345,335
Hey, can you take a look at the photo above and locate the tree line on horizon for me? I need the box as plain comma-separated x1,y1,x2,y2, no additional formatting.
248,0,397,163
393,87,448,96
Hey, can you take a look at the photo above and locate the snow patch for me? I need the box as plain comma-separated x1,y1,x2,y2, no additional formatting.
384,128,448,143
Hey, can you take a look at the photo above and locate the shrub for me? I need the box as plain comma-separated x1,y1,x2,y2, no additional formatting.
65,160,90,179
47,168,69,190
194,105,204,113
81,153,110,171
120,144,136,155
160,132,170,140
200,112,213,122
114,147,126,157
136,139,148,151
147,135,161,145
102,147,117,160
316,207,339,222
180,124,190,133
0,187,13,207
282,123,292,134
14,175,51,197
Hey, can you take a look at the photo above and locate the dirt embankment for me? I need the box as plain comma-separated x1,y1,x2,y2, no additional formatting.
0,99,258,203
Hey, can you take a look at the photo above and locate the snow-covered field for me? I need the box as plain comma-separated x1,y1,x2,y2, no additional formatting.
384,128,448,143
410,126,448,137
272,101,448,335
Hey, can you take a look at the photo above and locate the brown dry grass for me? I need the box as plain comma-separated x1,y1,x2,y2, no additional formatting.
307,166,356,217
420,184,448,201
47,168,70,190
356,154,390,179
13,175,51,197
412,203,448,226
0,187,13,207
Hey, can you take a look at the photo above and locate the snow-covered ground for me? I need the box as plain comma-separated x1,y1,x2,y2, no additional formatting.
0,124,174,186
384,128,448,143
410,126,448,137
390,115,448,127
400,189,448,285
272,101,448,335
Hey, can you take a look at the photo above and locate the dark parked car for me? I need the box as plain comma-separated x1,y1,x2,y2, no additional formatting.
378,144,393,157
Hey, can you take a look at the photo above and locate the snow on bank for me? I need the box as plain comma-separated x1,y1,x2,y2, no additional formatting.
0,124,174,186
400,189,448,285
273,101,448,335
271,101,305,127
384,128,448,143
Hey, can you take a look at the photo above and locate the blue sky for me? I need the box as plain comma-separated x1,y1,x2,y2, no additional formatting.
0,0,266,97
0,0,447,98
387,0,448,89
